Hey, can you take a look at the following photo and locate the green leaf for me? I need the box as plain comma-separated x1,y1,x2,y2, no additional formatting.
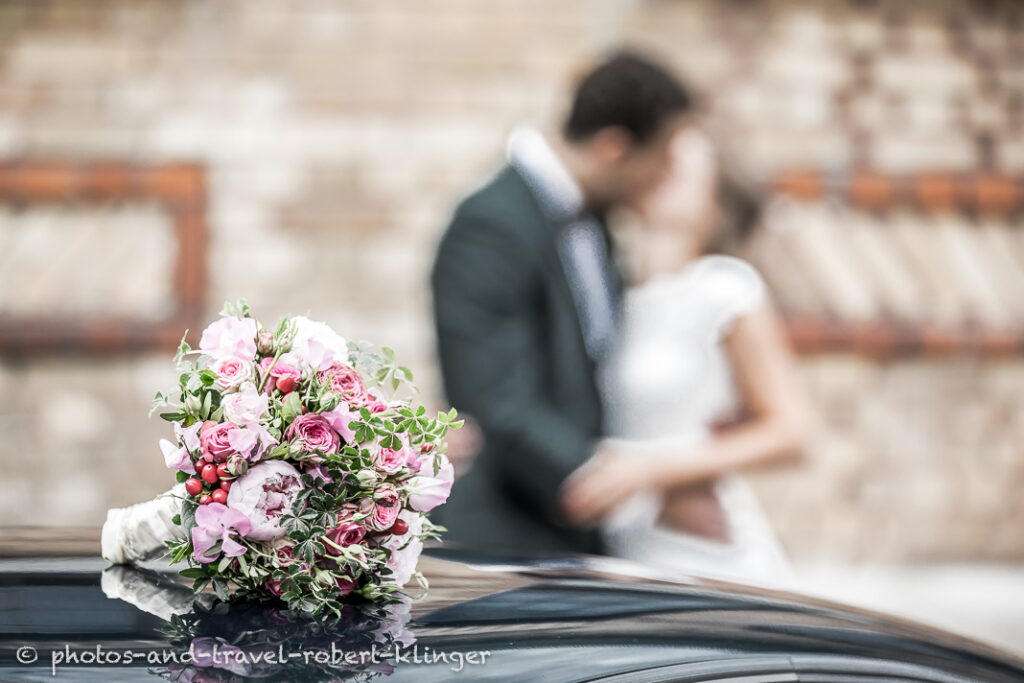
280,391,303,423
201,391,212,419
212,578,230,601
179,499,198,533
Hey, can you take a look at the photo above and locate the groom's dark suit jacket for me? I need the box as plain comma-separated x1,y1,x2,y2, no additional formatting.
430,164,622,556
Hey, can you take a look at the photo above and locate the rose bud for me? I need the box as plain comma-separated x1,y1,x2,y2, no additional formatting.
318,392,340,412
355,469,379,489
227,454,248,477
257,331,276,355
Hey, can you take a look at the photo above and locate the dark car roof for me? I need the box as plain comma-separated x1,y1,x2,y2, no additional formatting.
1,547,1022,682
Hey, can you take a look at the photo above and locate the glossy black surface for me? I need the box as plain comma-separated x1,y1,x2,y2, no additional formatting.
1,548,1022,682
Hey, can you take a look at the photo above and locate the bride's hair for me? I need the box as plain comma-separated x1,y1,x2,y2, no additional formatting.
706,160,764,256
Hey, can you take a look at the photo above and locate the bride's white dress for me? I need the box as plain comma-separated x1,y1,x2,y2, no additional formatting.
599,254,794,587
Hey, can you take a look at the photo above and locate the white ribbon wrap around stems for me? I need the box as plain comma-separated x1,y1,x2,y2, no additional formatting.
101,564,202,620
101,483,188,565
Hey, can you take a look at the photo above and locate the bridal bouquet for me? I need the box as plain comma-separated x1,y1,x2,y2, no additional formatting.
101,301,459,616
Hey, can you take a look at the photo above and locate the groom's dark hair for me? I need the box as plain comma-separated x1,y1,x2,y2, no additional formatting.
563,50,694,146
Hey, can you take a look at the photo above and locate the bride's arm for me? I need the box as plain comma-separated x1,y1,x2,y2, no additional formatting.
560,301,812,526
640,301,810,479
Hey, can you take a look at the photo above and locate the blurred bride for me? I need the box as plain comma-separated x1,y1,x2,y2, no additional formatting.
559,127,812,586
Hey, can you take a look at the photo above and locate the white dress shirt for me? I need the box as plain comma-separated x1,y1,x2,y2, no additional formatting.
506,125,619,362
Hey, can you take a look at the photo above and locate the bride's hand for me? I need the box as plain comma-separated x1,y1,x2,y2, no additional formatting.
559,441,657,527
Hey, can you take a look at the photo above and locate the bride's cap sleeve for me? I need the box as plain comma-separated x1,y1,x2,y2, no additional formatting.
698,255,767,338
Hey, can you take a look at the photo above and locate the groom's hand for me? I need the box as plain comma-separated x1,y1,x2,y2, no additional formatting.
559,440,653,527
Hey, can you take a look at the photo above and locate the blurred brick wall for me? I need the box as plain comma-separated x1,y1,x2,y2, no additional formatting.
1,0,1022,562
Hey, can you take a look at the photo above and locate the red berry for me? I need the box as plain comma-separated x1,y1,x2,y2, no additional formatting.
420,443,434,453
276,376,296,393
220,479,232,491
211,489,228,504
199,494,212,505
201,464,219,484
388,519,409,536
216,464,230,479
184,478,203,496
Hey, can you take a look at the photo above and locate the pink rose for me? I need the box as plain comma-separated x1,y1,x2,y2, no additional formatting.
364,387,389,413
316,362,368,405
265,578,284,597
285,413,340,455
371,442,408,475
407,454,454,512
209,357,253,392
199,421,237,462
259,355,302,394
199,316,258,361
323,520,365,555
335,575,358,596
365,483,402,532
273,540,296,565
226,460,304,541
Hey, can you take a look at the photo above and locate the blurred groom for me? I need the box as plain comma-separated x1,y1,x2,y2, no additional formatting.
431,51,693,555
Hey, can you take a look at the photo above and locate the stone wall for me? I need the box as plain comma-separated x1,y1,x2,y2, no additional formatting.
1,0,1022,562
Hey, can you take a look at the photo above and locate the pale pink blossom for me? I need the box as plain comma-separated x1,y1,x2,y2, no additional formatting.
289,316,347,371
191,502,251,564
326,405,359,444
159,438,195,474
199,316,258,361
221,385,269,426
226,460,304,541
407,454,454,512
382,510,423,586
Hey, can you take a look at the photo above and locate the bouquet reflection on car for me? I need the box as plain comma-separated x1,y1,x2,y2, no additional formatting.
102,563,415,682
